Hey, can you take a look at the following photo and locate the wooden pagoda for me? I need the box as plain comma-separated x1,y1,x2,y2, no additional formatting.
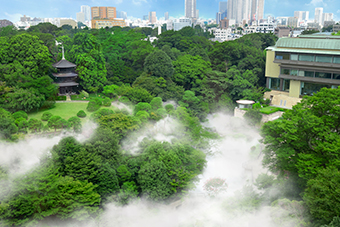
52,47,79,95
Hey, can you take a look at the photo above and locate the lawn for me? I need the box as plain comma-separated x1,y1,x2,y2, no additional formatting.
259,106,285,115
28,102,118,123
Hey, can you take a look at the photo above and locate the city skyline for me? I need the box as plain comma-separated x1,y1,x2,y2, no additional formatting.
1,0,340,22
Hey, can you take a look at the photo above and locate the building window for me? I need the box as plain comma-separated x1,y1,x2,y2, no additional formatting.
283,79,290,92
269,78,280,90
276,53,290,60
301,82,333,96
290,54,298,61
290,69,298,76
315,72,332,79
315,55,332,63
281,68,290,75
333,74,340,80
299,54,314,62
333,57,340,64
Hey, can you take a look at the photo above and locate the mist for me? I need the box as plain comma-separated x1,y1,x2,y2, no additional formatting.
0,113,304,227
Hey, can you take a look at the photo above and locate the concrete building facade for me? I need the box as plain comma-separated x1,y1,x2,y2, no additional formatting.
265,35,340,108
91,6,116,19
185,0,196,19
91,19,126,29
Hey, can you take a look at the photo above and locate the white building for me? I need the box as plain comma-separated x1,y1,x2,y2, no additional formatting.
168,17,192,31
81,5,91,21
314,7,323,25
185,0,196,19
76,12,85,23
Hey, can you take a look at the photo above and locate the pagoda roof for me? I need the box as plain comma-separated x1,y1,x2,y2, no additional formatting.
52,72,78,78
55,82,79,87
52,59,76,69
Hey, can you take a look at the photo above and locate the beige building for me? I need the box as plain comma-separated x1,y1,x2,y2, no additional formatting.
91,6,116,19
265,35,340,108
91,19,126,29
60,19,77,28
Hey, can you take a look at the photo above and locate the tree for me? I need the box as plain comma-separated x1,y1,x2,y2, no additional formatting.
144,50,174,78
261,87,340,192
172,55,211,90
244,109,262,126
68,116,82,133
0,34,57,105
48,115,63,132
304,167,340,225
28,118,43,133
0,108,17,139
4,88,45,112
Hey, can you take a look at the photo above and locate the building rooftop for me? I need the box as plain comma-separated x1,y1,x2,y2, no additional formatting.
52,72,78,78
275,35,340,51
52,59,76,69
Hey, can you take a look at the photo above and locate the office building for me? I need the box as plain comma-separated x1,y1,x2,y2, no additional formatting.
314,7,323,25
220,18,229,29
117,11,127,19
185,0,196,19
227,0,263,24
165,12,169,20
196,9,199,19
149,11,157,23
76,12,85,23
91,19,126,28
294,11,309,21
287,17,298,28
219,1,228,13
91,7,116,19
323,13,333,25
143,15,149,21
170,17,192,31
81,5,91,21
265,35,340,108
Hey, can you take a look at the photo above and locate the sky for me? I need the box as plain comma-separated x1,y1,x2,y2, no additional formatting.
1,0,339,22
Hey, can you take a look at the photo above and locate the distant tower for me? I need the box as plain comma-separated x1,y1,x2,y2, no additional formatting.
315,7,323,25
219,1,228,13
81,5,91,21
149,11,157,23
165,12,169,20
185,0,196,19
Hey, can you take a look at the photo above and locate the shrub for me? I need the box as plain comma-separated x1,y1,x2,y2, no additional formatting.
91,109,114,121
134,102,151,115
12,111,28,120
80,90,89,98
55,96,67,101
244,109,262,126
135,110,150,122
165,104,174,113
150,97,162,111
103,97,111,107
87,100,101,112
119,96,131,104
252,103,261,110
41,112,53,121
77,110,87,118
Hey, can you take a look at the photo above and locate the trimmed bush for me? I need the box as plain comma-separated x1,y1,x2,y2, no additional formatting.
41,112,53,121
87,99,101,112
77,110,87,118
12,110,28,120
103,97,112,107
165,104,174,113
252,103,261,110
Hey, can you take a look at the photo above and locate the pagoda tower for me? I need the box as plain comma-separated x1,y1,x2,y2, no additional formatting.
52,46,79,95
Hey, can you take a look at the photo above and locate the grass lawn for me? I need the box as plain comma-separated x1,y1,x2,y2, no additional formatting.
260,106,285,115
28,102,117,124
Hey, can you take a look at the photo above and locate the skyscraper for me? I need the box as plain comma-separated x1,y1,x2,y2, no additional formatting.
185,0,196,19
323,13,333,24
219,1,228,13
315,7,323,25
165,12,169,20
257,0,264,20
81,5,91,21
76,12,85,23
149,11,157,23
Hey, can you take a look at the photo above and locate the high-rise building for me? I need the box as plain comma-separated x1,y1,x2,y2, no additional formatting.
91,7,116,20
143,15,148,21
294,11,309,21
323,13,333,25
76,12,85,23
288,17,298,27
196,9,199,19
185,0,196,19
117,11,127,19
219,1,228,13
81,5,91,21
314,7,323,25
165,12,169,20
227,0,263,23
149,11,157,23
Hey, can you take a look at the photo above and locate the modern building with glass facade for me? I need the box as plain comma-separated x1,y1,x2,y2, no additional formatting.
265,35,340,108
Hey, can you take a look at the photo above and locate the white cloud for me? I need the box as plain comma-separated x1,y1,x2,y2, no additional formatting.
306,0,326,6
132,0,148,5
4,12,23,23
